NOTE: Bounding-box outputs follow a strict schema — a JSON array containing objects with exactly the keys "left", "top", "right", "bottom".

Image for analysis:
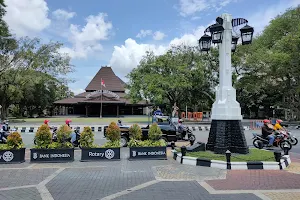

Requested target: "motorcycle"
[
  {"left": 177, "top": 127, "right": 196, "bottom": 143},
  {"left": 252, "top": 132, "right": 292, "bottom": 150},
  {"left": 281, "top": 130, "right": 298, "bottom": 146},
  {"left": 69, "top": 129, "right": 81, "bottom": 148},
  {"left": 0, "top": 127, "right": 16, "bottom": 144}
]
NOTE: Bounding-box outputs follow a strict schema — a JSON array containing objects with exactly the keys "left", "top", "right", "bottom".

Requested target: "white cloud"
[
  {"left": 3, "top": 0, "right": 51, "bottom": 37},
  {"left": 109, "top": 24, "right": 210, "bottom": 78},
  {"left": 109, "top": 38, "right": 166, "bottom": 76},
  {"left": 178, "top": 0, "right": 237, "bottom": 17},
  {"left": 59, "top": 13, "right": 113, "bottom": 59},
  {"left": 52, "top": 9, "right": 76, "bottom": 20},
  {"left": 153, "top": 31, "right": 167, "bottom": 40},
  {"left": 247, "top": 0, "right": 300, "bottom": 35},
  {"left": 71, "top": 88, "right": 84, "bottom": 95},
  {"left": 136, "top": 29, "right": 153, "bottom": 38}
]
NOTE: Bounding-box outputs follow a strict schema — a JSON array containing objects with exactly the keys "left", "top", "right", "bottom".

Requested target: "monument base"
[{"left": 206, "top": 120, "right": 249, "bottom": 154}]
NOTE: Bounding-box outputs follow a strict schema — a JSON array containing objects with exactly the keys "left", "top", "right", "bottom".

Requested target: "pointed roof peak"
[{"left": 85, "top": 66, "right": 125, "bottom": 92}]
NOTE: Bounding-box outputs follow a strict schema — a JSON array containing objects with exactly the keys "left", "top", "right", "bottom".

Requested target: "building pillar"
[
  {"left": 85, "top": 105, "right": 88, "bottom": 117},
  {"left": 117, "top": 105, "right": 119, "bottom": 117}
]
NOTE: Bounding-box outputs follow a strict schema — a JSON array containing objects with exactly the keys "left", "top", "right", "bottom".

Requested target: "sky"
[{"left": 3, "top": 0, "right": 300, "bottom": 95}]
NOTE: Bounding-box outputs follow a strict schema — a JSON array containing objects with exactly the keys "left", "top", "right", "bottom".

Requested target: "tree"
[
  {"left": 234, "top": 6, "right": 300, "bottom": 119},
  {"left": 0, "top": 38, "right": 73, "bottom": 119},
  {"left": 126, "top": 45, "right": 217, "bottom": 113}
]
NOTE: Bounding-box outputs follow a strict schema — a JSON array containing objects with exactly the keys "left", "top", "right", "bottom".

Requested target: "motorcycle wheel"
[
  {"left": 279, "top": 140, "right": 292, "bottom": 151},
  {"left": 289, "top": 137, "right": 298, "bottom": 145},
  {"left": 253, "top": 139, "right": 263, "bottom": 149},
  {"left": 189, "top": 135, "right": 196, "bottom": 142}
]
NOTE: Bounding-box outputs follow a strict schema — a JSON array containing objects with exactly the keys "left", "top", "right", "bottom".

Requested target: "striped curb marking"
[
  {"left": 12, "top": 125, "right": 251, "bottom": 133},
  {"left": 172, "top": 150, "right": 291, "bottom": 170}
]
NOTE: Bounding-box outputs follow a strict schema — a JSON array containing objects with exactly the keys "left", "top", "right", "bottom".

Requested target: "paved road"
[{"left": 20, "top": 129, "right": 300, "bottom": 154}]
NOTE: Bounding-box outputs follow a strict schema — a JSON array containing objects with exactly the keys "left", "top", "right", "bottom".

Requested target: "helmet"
[
  {"left": 178, "top": 119, "right": 183, "bottom": 123},
  {"left": 118, "top": 120, "right": 121, "bottom": 123},
  {"left": 276, "top": 119, "right": 283, "bottom": 124},
  {"left": 263, "top": 119, "right": 270, "bottom": 124},
  {"left": 65, "top": 119, "right": 72, "bottom": 124},
  {"left": 44, "top": 119, "right": 49, "bottom": 124}
]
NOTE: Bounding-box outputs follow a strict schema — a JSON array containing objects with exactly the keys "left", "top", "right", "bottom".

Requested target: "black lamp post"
[{"left": 199, "top": 14, "right": 254, "bottom": 154}]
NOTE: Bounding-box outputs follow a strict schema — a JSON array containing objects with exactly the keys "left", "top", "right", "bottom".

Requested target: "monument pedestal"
[{"left": 207, "top": 87, "right": 249, "bottom": 154}]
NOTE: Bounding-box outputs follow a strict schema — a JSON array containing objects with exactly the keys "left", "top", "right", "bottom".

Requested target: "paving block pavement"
[
  {"left": 263, "top": 192, "right": 300, "bottom": 200},
  {"left": 113, "top": 181, "right": 261, "bottom": 200},
  {"left": 206, "top": 170, "right": 300, "bottom": 190},
  {"left": 0, "top": 187, "right": 42, "bottom": 200},
  {"left": 0, "top": 168, "right": 58, "bottom": 188}
]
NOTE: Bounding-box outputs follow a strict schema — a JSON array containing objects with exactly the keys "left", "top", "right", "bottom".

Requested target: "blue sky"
[{"left": 3, "top": 0, "right": 300, "bottom": 94}]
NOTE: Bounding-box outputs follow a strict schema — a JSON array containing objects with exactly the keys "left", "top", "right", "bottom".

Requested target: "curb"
[
  {"left": 11, "top": 125, "right": 251, "bottom": 133},
  {"left": 172, "top": 150, "right": 291, "bottom": 170}
]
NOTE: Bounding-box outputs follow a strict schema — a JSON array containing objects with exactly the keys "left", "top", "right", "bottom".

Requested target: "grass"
[
  {"left": 9, "top": 116, "right": 150, "bottom": 124},
  {"left": 179, "top": 148, "right": 275, "bottom": 162}
]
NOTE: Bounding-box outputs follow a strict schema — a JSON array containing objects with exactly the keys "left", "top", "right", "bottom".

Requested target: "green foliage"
[
  {"left": 128, "top": 124, "right": 142, "bottom": 140},
  {"left": 234, "top": 6, "right": 300, "bottom": 119},
  {"left": 101, "top": 141, "right": 120, "bottom": 148},
  {"left": 0, "top": 36, "right": 73, "bottom": 120},
  {"left": 106, "top": 122, "right": 121, "bottom": 142},
  {"left": 126, "top": 45, "right": 216, "bottom": 113},
  {"left": 6, "top": 131, "right": 24, "bottom": 149},
  {"left": 148, "top": 123, "right": 162, "bottom": 141},
  {"left": 34, "top": 124, "right": 52, "bottom": 149},
  {"left": 56, "top": 124, "right": 72, "bottom": 148},
  {"left": 128, "top": 139, "right": 166, "bottom": 147},
  {"left": 79, "top": 127, "right": 95, "bottom": 148},
  {"left": 0, "top": 144, "right": 9, "bottom": 150},
  {"left": 48, "top": 142, "right": 73, "bottom": 149}
]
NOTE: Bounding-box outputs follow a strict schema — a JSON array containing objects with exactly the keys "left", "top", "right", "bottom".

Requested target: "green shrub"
[
  {"left": 148, "top": 123, "right": 162, "bottom": 141},
  {"left": 48, "top": 142, "right": 61, "bottom": 149},
  {"left": 79, "top": 127, "right": 95, "bottom": 148},
  {"left": 128, "top": 139, "right": 166, "bottom": 147},
  {"left": 106, "top": 122, "right": 121, "bottom": 142},
  {"left": 6, "top": 131, "right": 24, "bottom": 149},
  {"left": 56, "top": 124, "right": 73, "bottom": 148},
  {"left": 34, "top": 124, "right": 52, "bottom": 149},
  {"left": 101, "top": 141, "right": 120, "bottom": 148},
  {"left": 129, "top": 124, "right": 142, "bottom": 140},
  {"left": 0, "top": 144, "right": 9, "bottom": 150}
]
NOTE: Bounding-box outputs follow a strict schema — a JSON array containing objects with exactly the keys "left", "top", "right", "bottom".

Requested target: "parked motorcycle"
[{"left": 252, "top": 132, "right": 292, "bottom": 150}]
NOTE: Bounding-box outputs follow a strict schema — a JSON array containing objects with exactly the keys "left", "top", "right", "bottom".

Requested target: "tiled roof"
[{"left": 85, "top": 66, "right": 125, "bottom": 92}]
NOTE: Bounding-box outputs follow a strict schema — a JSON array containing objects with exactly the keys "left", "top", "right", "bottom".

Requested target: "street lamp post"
[{"left": 198, "top": 13, "right": 254, "bottom": 154}]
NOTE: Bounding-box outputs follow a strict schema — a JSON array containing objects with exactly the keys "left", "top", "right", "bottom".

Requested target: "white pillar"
[{"left": 211, "top": 13, "right": 242, "bottom": 120}]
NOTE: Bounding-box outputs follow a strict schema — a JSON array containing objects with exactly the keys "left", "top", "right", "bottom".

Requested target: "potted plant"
[
  {"left": 80, "top": 123, "right": 120, "bottom": 161},
  {"left": 30, "top": 124, "right": 74, "bottom": 163},
  {"left": 128, "top": 123, "right": 167, "bottom": 160},
  {"left": 0, "top": 131, "right": 25, "bottom": 164}
]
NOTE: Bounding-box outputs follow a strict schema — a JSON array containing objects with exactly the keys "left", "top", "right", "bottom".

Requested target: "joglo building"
[{"left": 54, "top": 67, "right": 149, "bottom": 117}]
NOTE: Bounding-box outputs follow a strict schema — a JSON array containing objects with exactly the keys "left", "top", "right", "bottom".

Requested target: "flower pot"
[
  {"left": 129, "top": 146, "right": 167, "bottom": 160},
  {"left": 80, "top": 148, "right": 120, "bottom": 161},
  {"left": 0, "top": 148, "right": 25, "bottom": 164},
  {"left": 30, "top": 148, "right": 74, "bottom": 163}
]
